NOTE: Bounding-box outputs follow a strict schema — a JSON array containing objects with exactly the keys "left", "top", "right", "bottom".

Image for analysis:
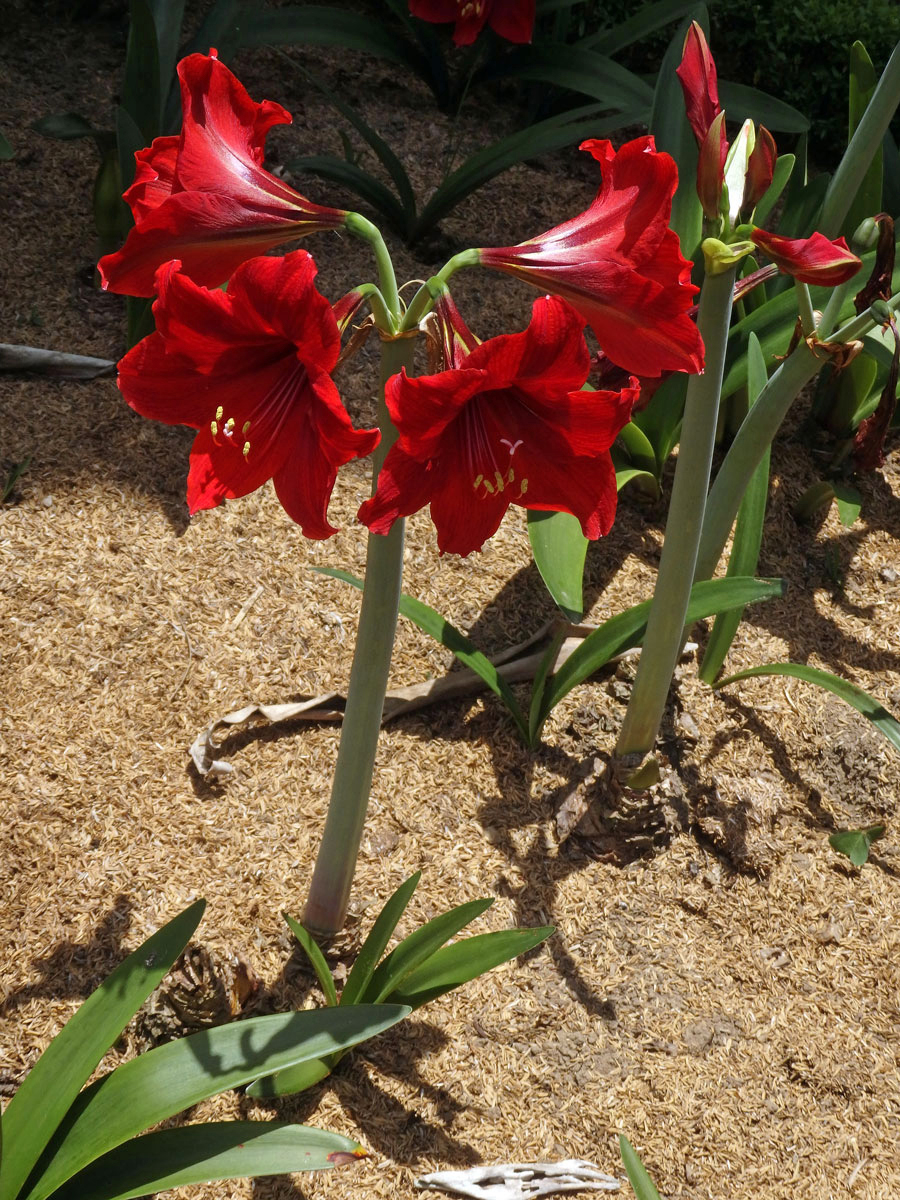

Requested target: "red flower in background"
[
  {"left": 117, "top": 252, "right": 378, "bottom": 537},
  {"left": 358, "top": 295, "right": 638, "bottom": 556},
  {"left": 99, "top": 52, "right": 348, "bottom": 297},
  {"left": 749, "top": 229, "right": 862, "bottom": 286},
  {"left": 409, "top": 0, "right": 534, "bottom": 46},
  {"left": 478, "top": 138, "right": 704, "bottom": 378}
]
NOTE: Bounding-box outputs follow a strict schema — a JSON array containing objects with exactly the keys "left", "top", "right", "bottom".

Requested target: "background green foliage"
[{"left": 593, "top": 0, "right": 900, "bottom": 164}]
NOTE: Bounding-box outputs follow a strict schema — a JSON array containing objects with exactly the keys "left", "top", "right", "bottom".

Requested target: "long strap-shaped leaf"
[
  {"left": 0, "top": 899, "right": 205, "bottom": 1200},
  {"left": 477, "top": 45, "right": 654, "bottom": 111},
  {"left": 536, "top": 576, "right": 785, "bottom": 734},
  {"left": 51, "top": 1123, "right": 364, "bottom": 1200},
  {"left": 364, "top": 900, "right": 494, "bottom": 1004},
  {"left": 315, "top": 568, "right": 530, "bottom": 743},
  {"left": 340, "top": 872, "right": 421, "bottom": 1008},
  {"left": 714, "top": 663, "right": 900, "bottom": 754},
  {"left": 22, "top": 1004, "right": 408, "bottom": 1200},
  {"left": 390, "top": 927, "right": 554, "bottom": 1009}
]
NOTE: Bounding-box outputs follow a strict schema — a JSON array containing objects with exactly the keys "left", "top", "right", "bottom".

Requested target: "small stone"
[
  {"left": 880, "top": 566, "right": 897, "bottom": 583},
  {"left": 42, "top": 495, "right": 53, "bottom": 507},
  {"left": 677, "top": 712, "right": 700, "bottom": 740}
]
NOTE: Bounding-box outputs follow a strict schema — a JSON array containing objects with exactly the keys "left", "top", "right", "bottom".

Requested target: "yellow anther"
[
  {"left": 508, "top": 468, "right": 515, "bottom": 484},
  {"left": 494, "top": 470, "right": 505, "bottom": 492},
  {"left": 242, "top": 421, "right": 251, "bottom": 435},
  {"left": 224, "top": 417, "right": 235, "bottom": 434},
  {"left": 215, "top": 406, "right": 224, "bottom": 421},
  {"left": 473, "top": 474, "right": 484, "bottom": 490},
  {"left": 520, "top": 478, "right": 529, "bottom": 495},
  {"left": 483, "top": 479, "right": 495, "bottom": 495},
  {"left": 242, "top": 441, "right": 250, "bottom": 458},
  {"left": 210, "top": 419, "right": 218, "bottom": 437}
]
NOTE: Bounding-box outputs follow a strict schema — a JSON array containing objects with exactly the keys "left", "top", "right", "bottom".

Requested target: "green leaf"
[
  {"left": 833, "top": 481, "right": 862, "bottom": 527},
  {"left": 51, "top": 1123, "right": 364, "bottom": 1200},
  {"left": 527, "top": 510, "right": 587, "bottom": 622},
  {"left": 583, "top": 0, "right": 698, "bottom": 56},
  {"left": 718, "top": 80, "right": 810, "bottom": 133},
  {"left": 32, "top": 113, "right": 109, "bottom": 145},
  {"left": 236, "top": 6, "right": 429, "bottom": 80},
  {"left": 0, "top": 129, "right": 11, "bottom": 159},
  {"left": 115, "top": 104, "right": 148, "bottom": 195},
  {"left": 777, "top": 171, "right": 830, "bottom": 240},
  {"left": 123, "top": 0, "right": 162, "bottom": 142},
  {"left": 614, "top": 467, "right": 660, "bottom": 497},
  {"left": 291, "top": 64, "right": 416, "bottom": 224},
  {"left": 620, "top": 1135, "right": 663, "bottom": 1200},
  {"left": 845, "top": 41, "right": 883, "bottom": 237},
  {"left": 751, "top": 152, "right": 795, "bottom": 228},
  {"left": 538, "top": 577, "right": 785, "bottom": 733},
  {"left": 245, "top": 1056, "right": 333, "bottom": 1099},
  {"left": 283, "top": 914, "right": 338, "bottom": 1007},
  {"left": 411, "top": 105, "right": 640, "bottom": 242},
  {"left": 714, "top": 663, "right": 900, "bottom": 755},
  {"left": 699, "top": 334, "right": 771, "bottom": 683},
  {"left": 314, "top": 567, "right": 530, "bottom": 743},
  {"left": 341, "top": 872, "right": 420, "bottom": 1008},
  {"left": 286, "top": 155, "right": 410, "bottom": 236},
  {"left": 147, "top": 0, "right": 186, "bottom": 112},
  {"left": 482, "top": 45, "right": 654, "bottom": 111},
  {"left": 649, "top": 13, "right": 704, "bottom": 263},
  {"left": 0, "top": 900, "right": 205, "bottom": 1200},
  {"left": 364, "top": 900, "right": 495, "bottom": 1004},
  {"left": 390, "top": 927, "right": 554, "bottom": 1008},
  {"left": 829, "top": 825, "right": 886, "bottom": 867},
  {"left": 632, "top": 372, "right": 688, "bottom": 467},
  {"left": 22, "top": 1005, "right": 409, "bottom": 1200},
  {"left": 528, "top": 630, "right": 567, "bottom": 747},
  {"left": 617, "top": 420, "right": 658, "bottom": 476}
]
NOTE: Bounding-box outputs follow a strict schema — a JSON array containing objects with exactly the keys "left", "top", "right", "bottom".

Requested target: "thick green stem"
[
  {"left": 795, "top": 280, "right": 816, "bottom": 336},
  {"left": 302, "top": 333, "right": 417, "bottom": 936},
  {"left": 819, "top": 41, "right": 900, "bottom": 238},
  {"left": 695, "top": 292, "right": 900, "bottom": 581},
  {"left": 614, "top": 267, "right": 737, "bottom": 758},
  {"left": 401, "top": 249, "right": 481, "bottom": 332},
  {"left": 344, "top": 212, "right": 401, "bottom": 328}
]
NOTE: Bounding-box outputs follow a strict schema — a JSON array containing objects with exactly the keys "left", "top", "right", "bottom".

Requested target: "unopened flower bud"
[{"left": 852, "top": 217, "right": 880, "bottom": 252}]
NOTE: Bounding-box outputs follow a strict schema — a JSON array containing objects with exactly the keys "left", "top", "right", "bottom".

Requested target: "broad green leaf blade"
[
  {"left": 390, "top": 927, "right": 554, "bottom": 1009},
  {"left": 620, "top": 1135, "right": 662, "bottom": 1200},
  {"left": 314, "top": 567, "right": 530, "bottom": 742},
  {"left": 0, "top": 129, "right": 11, "bottom": 159},
  {"left": 245, "top": 1055, "right": 333, "bottom": 1099},
  {"left": 116, "top": 104, "right": 148, "bottom": 194},
  {"left": 829, "top": 825, "right": 886, "bottom": 867},
  {"left": 147, "top": 0, "right": 186, "bottom": 113},
  {"left": 699, "top": 333, "right": 771, "bottom": 683},
  {"left": 751, "top": 153, "right": 795, "bottom": 227},
  {"left": 718, "top": 81, "right": 810, "bottom": 133},
  {"left": 483, "top": 46, "right": 654, "bottom": 111},
  {"left": 714, "top": 663, "right": 900, "bottom": 755},
  {"left": 632, "top": 372, "right": 687, "bottom": 466},
  {"left": 32, "top": 112, "right": 104, "bottom": 142},
  {"left": 412, "top": 106, "right": 641, "bottom": 241},
  {"left": 364, "top": 899, "right": 495, "bottom": 1004},
  {"left": 283, "top": 914, "right": 337, "bottom": 1007},
  {"left": 777, "top": 171, "right": 830, "bottom": 239},
  {"left": 833, "top": 481, "right": 862, "bottom": 527},
  {"left": 237, "top": 6, "right": 430, "bottom": 80},
  {"left": 286, "top": 155, "right": 409, "bottom": 236},
  {"left": 540, "top": 577, "right": 785, "bottom": 728},
  {"left": 649, "top": 11, "right": 704, "bottom": 264},
  {"left": 0, "top": 900, "right": 205, "bottom": 1200},
  {"left": 617, "top": 420, "right": 658, "bottom": 475},
  {"left": 123, "top": 0, "right": 162, "bottom": 142},
  {"left": 341, "top": 872, "right": 421, "bottom": 1008},
  {"left": 615, "top": 468, "right": 660, "bottom": 497},
  {"left": 584, "top": 0, "right": 697, "bottom": 56},
  {"left": 845, "top": 41, "right": 883, "bottom": 237},
  {"left": 52, "top": 1123, "right": 363, "bottom": 1200},
  {"left": 23, "top": 1005, "right": 409, "bottom": 1200},
  {"left": 527, "top": 510, "right": 587, "bottom": 622}
]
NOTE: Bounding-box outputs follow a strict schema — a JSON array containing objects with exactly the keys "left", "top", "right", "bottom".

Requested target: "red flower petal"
[
  {"left": 750, "top": 229, "right": 862, "bottom": 286},
  {"left": 98, "top": 53, "right": 347, "bottom": 297},
  {"left": 409, "top": 0, "right": 534, "bottom": 45},
  {"left": 359, "top": 296, "right": 637, "bottom": 555},
  {"left": 675, "top": 21, "right": 722, "bottom": 146},
  {"left": 117, "top": 252, "right": 378, "bottom": 534},
  {"left": 744, "top": 125, "right": 777, "bottom": 214},
  {"left": 479, "top": 138, "right": 703, "bottom": 377}
]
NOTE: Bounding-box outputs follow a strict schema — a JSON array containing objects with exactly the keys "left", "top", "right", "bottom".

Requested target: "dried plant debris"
[
  {"left": 133, "top": 943, "right": 260, "bottom": 1047},
  {"left": 415, "top": 1161, "right": 619, "bottom": 1198}
]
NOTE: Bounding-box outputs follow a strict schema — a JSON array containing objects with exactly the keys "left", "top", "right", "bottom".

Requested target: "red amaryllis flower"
[
  {"left": 676, "top": 22, "right": 728, "bottom": 221},
  {"left": 117, "top": 251, "right": 379, "bottom": 537},
  {"left": 409, "top": 0, "right": 534, "bottom": 45},
  {"left": 478, "top": 138, "right": 703, "bottom": 378},
  {"left": 358, "top": 294, "right": 639, "bottom": 556},
  {"left": 749, "top": 229, "right": 862, "bottom": 286},
  {"left": 98, "top": 51, "right": 348, "bottom": 297}
]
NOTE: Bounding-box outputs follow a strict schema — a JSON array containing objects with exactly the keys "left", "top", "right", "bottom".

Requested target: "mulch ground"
[{"left": 3, "top": 6, "right": 900, "bottom": 1199}]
